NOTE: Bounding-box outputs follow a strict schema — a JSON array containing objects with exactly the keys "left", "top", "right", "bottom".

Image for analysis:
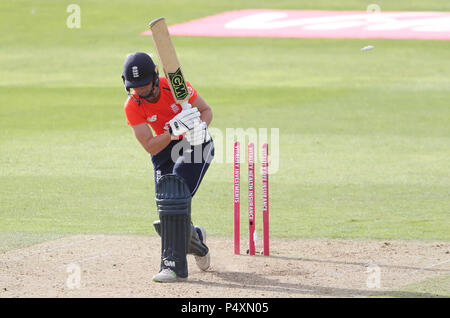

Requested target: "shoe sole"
[
  {"left": 152, "top": 277, "right": 187, "bottom": 283},
  {"left": 196, "top": 226, "right": 207, "bottom": 243},
  {"left": 195, "top": 226, "right": 210, "bottom": 271},
  {"left": 152, "top": 274, "right": 187, "bottom": 283}
]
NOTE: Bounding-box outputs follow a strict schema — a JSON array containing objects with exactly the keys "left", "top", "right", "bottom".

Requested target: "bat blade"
[{"left": 149, "top": 17, "right": 191, "bottom": 109}]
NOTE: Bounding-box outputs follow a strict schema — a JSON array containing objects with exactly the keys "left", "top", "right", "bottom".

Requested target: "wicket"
[{"left": 233, "top": 141, "right": 269, "bottom": 256}]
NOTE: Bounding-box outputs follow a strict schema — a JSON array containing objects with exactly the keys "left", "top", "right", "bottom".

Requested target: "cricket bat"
[{"left": 149, "top": 17, "right": 191, "bottom": 110}]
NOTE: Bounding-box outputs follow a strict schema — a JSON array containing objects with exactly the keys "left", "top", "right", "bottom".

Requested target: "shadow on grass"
[
  {"left": 186, "top": 271, "right": 447, "bottom": 298},
  {"left": 269, "top": 255, "right": 449, "bottom": 274}
]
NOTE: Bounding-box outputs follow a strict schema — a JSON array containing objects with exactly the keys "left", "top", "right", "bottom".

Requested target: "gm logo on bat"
[{"left": 168, "top": 68, "right": 189, "bottom": 100}]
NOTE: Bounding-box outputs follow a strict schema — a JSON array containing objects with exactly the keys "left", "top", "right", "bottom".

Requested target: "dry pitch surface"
[{"left": 1, "top": 235, "right": 449, "bottom": 298}]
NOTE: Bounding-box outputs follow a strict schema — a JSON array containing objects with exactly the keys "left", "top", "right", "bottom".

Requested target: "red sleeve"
[
  {"left": 186, "top": 81, "right": 198, "bottom": 104},
  {"left": 124, "top": 98, "right": 146, "bottom": 126}
]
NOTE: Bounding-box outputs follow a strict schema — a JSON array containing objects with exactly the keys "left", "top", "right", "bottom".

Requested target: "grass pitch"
[
  {"left": 1, "top": 0, "right": 448, "bottom": 238},
  {"left": 0, "top": 0, "right": 449, "bottom": 295}
]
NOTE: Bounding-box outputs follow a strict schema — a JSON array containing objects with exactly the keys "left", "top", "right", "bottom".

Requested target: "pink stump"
[
  {"left": 233, "top": 142, "right": 240, "bottom": 255},
  {"left": 248, "top": 143, "right": 256, "bottom": 255},
  {"left": 262, "top": 143, "right": 269, "bottom": 256}
]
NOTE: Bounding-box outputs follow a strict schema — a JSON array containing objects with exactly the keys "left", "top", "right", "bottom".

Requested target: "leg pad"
[{"left": 156, "top": 174, "right": 191, "bottom": 278}]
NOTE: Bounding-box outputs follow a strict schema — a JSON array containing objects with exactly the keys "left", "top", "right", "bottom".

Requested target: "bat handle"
[
  {"left": 181, "top": 101, "right": 191, "bottom": 110},
  {"left": 181, "top": 100, "right": 201, "bottom": 127}
]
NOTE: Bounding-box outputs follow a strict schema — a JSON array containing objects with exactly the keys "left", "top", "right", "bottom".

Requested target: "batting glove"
[
  {"left": 168, "top": 107, "right": 201, "bottom": 137},
  {"left": 185, "top": 121, "right": 211, "bottom": 146}
]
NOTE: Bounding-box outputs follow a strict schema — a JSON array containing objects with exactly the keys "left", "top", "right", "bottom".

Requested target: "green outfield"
[{"left": 0, "top": 0, "right": 449, "bottom": 296}]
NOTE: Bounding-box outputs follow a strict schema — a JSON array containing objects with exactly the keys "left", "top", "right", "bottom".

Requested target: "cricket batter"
[{"left": 122, "top": 52, "right": 214, "bottom": 282}]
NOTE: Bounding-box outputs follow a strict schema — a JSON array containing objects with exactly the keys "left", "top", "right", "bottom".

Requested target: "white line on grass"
[
  {"left": 410, "top": 258, "right": 450, "bottom": 274},
  {"left": 57, "top": 252, "right": 111, "bottom": 269}
]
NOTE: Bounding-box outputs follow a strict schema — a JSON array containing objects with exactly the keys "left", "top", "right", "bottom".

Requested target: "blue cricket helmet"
[{"left": 122, "top": 52, "right": 158, "bottom": 92}]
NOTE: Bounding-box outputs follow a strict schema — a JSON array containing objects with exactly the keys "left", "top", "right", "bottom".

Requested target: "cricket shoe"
[
  {"left": 152, "top": 269, "right": 187, "bottom": 283},
  {"left": 194, "top": 226, "right": 210, "bottom": 271}
]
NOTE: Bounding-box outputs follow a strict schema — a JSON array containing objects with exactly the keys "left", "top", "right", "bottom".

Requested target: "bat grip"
[
  {"left": 181, "top": 100, "right": 201, "bottom": 128},
  {"left": 181, "top": 101, "right": 191, "bottom": 110}
]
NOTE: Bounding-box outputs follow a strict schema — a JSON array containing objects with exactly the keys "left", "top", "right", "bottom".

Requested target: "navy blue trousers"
[{"left": 151, "top": 138, "right": 214, "bottom": 197}]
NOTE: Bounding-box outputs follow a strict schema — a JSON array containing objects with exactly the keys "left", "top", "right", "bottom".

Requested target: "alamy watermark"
[
  {"left": 66, "top": 263, "right": 81, "bottom": 289},
  {"left": 366, "top": 264, "right": 381, "bottom": 289},
  {"left": 66, "top": 4, "right": 81, "bottom": 29},
  {"left": 170, "top": 127, "right": 280, "bottom": 174},
  {"left": 366, "top": 4, "right": 381, "bottom": 15}
]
